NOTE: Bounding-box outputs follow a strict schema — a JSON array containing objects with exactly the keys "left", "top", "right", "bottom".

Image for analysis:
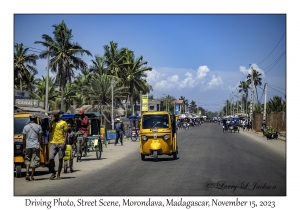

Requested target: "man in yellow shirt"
[{"left": 48, "top": 110, "right": 67, "bottom": 180}]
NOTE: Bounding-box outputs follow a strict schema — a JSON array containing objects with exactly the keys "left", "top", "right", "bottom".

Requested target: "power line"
[
  {"left": 268, "top": 83, "right": 286, "bottom": 90},
  {"left": 257, "top": 32, "right": 286, "bottom": 65},
  {"left": 268, "top": 85, "right": 286, "bottom": 95},
  {"left": 15, "top": 43, "right": 45, "bottom": 52},
  {"left": 263, "top": 50, "right": 286, "bottom": 74}
]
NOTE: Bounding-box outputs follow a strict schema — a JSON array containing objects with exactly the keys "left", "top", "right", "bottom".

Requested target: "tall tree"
[
  {"left": 14, "top": 43, "right": 38, "bottom": 91},
  {"left": 189, "top": 100, "right": 197, "bottom": 114},
  {"left": 121, "top": 49, "right": 153, "bottom": 115},
  {"left": 31, "top": 76, "right": 59, "bottom": 111},
  {"left": 247, "top": 69, "right": 262, "bottom": 104},
  {"left": 34, "top": 20, "right": 92, "bottom": 111},
  {"left": 238, "top": 80, "right": 249, "bottom": 114},
  {"left": 104, "top": 41, "right": 123, "bottom": 77}
]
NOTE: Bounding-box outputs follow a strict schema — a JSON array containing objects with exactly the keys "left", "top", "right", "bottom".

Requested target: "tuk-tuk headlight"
[
  {"left": 163, "top": 134, "right": 169, "bottom": 140},
  {"left": 15, "top": 138, "right": 22, "bottom": 142},
  {"left": 142, "top": 135, "right": 148, "bottom": 141}
]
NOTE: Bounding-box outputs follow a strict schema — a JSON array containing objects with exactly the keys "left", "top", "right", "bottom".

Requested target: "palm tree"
[
  {"left": 119, "top": 48, "right": 153, "bottom": 116},
  {"left": 20, "top": 72, "right": 39, "bottom": 96},
  {"left": 14, "top": 43, "right": 38, "bottom": 91},
  {"left": 189, "top": 100, "right": 197, "bottom": 114},
  {"left": 238, "top": 81, "right": 249, "bottom": 114},
  {"left": 266, "top": 95, "right": 284, "bottom": 114},
  {"left": 104, "top": 41, "right": 123, "bottom": 77},
  {"left": 34, "top": 20, "right": 92, "bottom": 111},
  {"left": 247, "top": 69, "right": 262, "bottom": 103},
  {"left": 85, "top": 74, "right": 128, "bottom": 125},
  {"left": 32, "top": 76, "right": 59, "bottom": 111},
  {"left": 89, "top": 55, "right": 108, "bottom": 75}
]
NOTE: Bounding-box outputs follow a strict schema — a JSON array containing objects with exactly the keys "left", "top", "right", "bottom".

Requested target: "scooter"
[{"left": 131, "top": 129, "right": 139, "bottom": 141}]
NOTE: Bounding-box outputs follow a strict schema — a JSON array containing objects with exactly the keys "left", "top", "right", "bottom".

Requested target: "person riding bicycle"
[{"left": 77, "top": 110, "right": 89, "bottom": 156}]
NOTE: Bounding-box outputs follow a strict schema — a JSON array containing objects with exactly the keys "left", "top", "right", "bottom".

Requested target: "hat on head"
[
  {"left": 79, "top": 110, "right": 85, "bottom": 115},
  {"left": 116, "top": 118, "right": 120, "bottom": 121},
  {"left": 51, "top": 110, "right": 60, "bottom": 116},
  {"left": 30, "top": 113, "right": 37, "bottom": 119}
]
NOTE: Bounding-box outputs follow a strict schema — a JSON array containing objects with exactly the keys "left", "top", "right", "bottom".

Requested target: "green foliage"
[{"left": 265, "top": 126, "right": 276, "bottom": 135}]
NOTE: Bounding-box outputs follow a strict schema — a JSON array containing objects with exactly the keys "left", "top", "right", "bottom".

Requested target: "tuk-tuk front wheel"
[
  {"left": 172, "top": 151, "right": 177, "bottom": 160},
  {"left": 141, "top": 154, "right": 145, "bottom": 161},
  {"left": 153, "top": 151, "right": 158, "bottom": 162}
]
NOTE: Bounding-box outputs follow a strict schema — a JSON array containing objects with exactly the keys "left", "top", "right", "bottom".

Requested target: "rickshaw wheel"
[
  {"left": 15, "top": 165, "right": 22, "bottom": 178},
  {"left": 141, "top": 154, "right": 145, "bottom": 161},
  {"left": 63, "top": 160, "right": 68, "bottom": 173},
  {"left": 77, "top": 152, "right": 81, "bottom": 162},
  {"left": 153, "top": 151, "right": 158, "bottom": 162},
  {"left": 96, "top": 144, "right": 102, "bottom": 160}
]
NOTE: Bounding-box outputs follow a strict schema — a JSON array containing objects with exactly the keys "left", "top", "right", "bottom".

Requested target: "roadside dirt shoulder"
[{"left": 239, "top": 130, "right": 286, "bottom": 158}]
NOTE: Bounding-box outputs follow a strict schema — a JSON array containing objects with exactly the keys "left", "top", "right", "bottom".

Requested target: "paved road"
[{"left": 14, "top": 123, "right": 286, "bottom": 196}]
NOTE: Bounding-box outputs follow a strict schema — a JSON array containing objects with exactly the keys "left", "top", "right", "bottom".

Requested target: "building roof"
[
  {"left": 172, "top": 100, "right": 184, "bottom": 104},
  {"left": 14, "top": 106, "right": 45, "bottom": 113}
]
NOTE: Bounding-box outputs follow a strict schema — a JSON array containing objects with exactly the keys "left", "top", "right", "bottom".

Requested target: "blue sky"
[{"left": 14, "top": 14, "right": 286, "bottom": 112}]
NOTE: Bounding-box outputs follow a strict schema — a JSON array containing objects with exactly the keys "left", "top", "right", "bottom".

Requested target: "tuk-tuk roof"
[
  {"left": 60, "top": 114, "right": 75, "bottom": 119},
  {"left": 128, "top": 115, "right": 141, "bottom": 119},
  {"left": 74, "top": 112, "right": 101, "bottom": 118},
  {"left": 14, "top": 112, "right": 49, "bottom": 119}
]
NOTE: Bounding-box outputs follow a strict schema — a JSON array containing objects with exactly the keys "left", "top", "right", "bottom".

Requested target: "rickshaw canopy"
[
  {"left": 74, "top": 112, "right": 101, "bottom": 119},
  {"left": 128, "top": 115, "right": 141, "bottom": 119},
  {"left": 60, "top": 114, "right": 75, "bottom": 119}
]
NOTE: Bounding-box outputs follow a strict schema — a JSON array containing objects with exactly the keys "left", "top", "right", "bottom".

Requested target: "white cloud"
[
  {"left": 203, "top": 75, "right": 224, "bottom": 90},
  {"left": 239, "top": 64, "right": 265, "bottom": 78},
  {"left": 196, "top": 65, "right": 210, "bottom": 80}
]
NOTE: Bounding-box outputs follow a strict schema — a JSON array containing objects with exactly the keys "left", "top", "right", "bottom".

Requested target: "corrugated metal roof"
[{"left": 15, "top": 106, "right": 45, "bottom": 113}]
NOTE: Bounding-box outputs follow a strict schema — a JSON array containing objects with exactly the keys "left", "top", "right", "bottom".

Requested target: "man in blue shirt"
[{"left": 114, "top": 119, "right": 124, "bottom": 146}]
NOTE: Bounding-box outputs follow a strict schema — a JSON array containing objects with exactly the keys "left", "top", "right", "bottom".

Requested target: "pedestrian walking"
[
  {"left": 22, "top": 113, "right": 43, "bottom": 181},
  {"left": 115, "top": 119, "right": 125, "bottom": 146},
  {"left": 48, "top": 110, "right": 67, "bottom": 180},
  {"left": 65, "top": 122, "right": 77, "bottom": 172}
]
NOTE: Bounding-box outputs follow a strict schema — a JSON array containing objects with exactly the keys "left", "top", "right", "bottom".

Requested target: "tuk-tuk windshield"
[
  {"left": 142, "top": 114, "right": 170, "bottom": 128},
  {"left": 14, "top": 117, "right": 30, "bottom": 135}
]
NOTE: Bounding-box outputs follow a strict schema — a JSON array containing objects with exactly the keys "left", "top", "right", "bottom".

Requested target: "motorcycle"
[
  {"left": 182, "top": 122, "right": 189, "bottom": 129},
  {"left": 131, "top": 129, "right": 139, "bottom": 141}
]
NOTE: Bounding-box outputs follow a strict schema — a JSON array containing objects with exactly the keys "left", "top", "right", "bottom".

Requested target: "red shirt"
[{"left": 79, "top": 115, "right": 89, "bottom": 132}]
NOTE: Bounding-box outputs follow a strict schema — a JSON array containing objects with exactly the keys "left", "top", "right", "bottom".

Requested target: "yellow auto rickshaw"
[
  {"left": 14, "top": 112, "right": 50, "bottom": 177},
  {"left": 140, "top": 111, "right": 178, "bottom": 162}
]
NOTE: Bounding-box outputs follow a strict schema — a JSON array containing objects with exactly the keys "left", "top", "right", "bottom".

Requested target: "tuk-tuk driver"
[{"left": 78, "top": 110, "right": 89, "bottom": 156}]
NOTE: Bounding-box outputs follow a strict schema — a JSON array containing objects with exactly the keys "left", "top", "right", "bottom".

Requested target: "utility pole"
[
  {"left": 111, "top": 80, "right": 115, "bottom": 129},
  {"left": 261, "top": 83, "right": 268, "bottom": 134},
  {"left": 45, "top": 46, "right": 50, "bottom": 114},
  {"left": 140, "top": 91, "right": 142, "bottom": 116},
  {"left": 263, "top": 83, "right": 268, "bottom": 122},
  {"left": 249, "top": 64, "right": 254, "bottom": 126}
]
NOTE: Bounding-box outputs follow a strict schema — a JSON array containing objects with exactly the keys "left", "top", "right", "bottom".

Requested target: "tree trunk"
[
  {"left": 130, "top": 95, "right": 134, "bottom": 116},
  {"left": 61, "top": 87, "right": 65, "bottom": 112},
  {"left": 125, "top": 95, "right": 129, "bottom": 118},
  {"left": 19, "top": 79, "right": 22, "bottom": 91}
]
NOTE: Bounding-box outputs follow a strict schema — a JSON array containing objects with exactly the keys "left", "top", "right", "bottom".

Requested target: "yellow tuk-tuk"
[
  {"left": 140, "top": 111, "right": 178, "bottom": 162},
  {"left": 14, "top": 112, "right": 50, "bottom": 177}
]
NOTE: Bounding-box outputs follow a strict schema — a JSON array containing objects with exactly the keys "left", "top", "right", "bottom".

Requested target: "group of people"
[{"left": 22, "top": 109, "right": 89, "bottom": 181}]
